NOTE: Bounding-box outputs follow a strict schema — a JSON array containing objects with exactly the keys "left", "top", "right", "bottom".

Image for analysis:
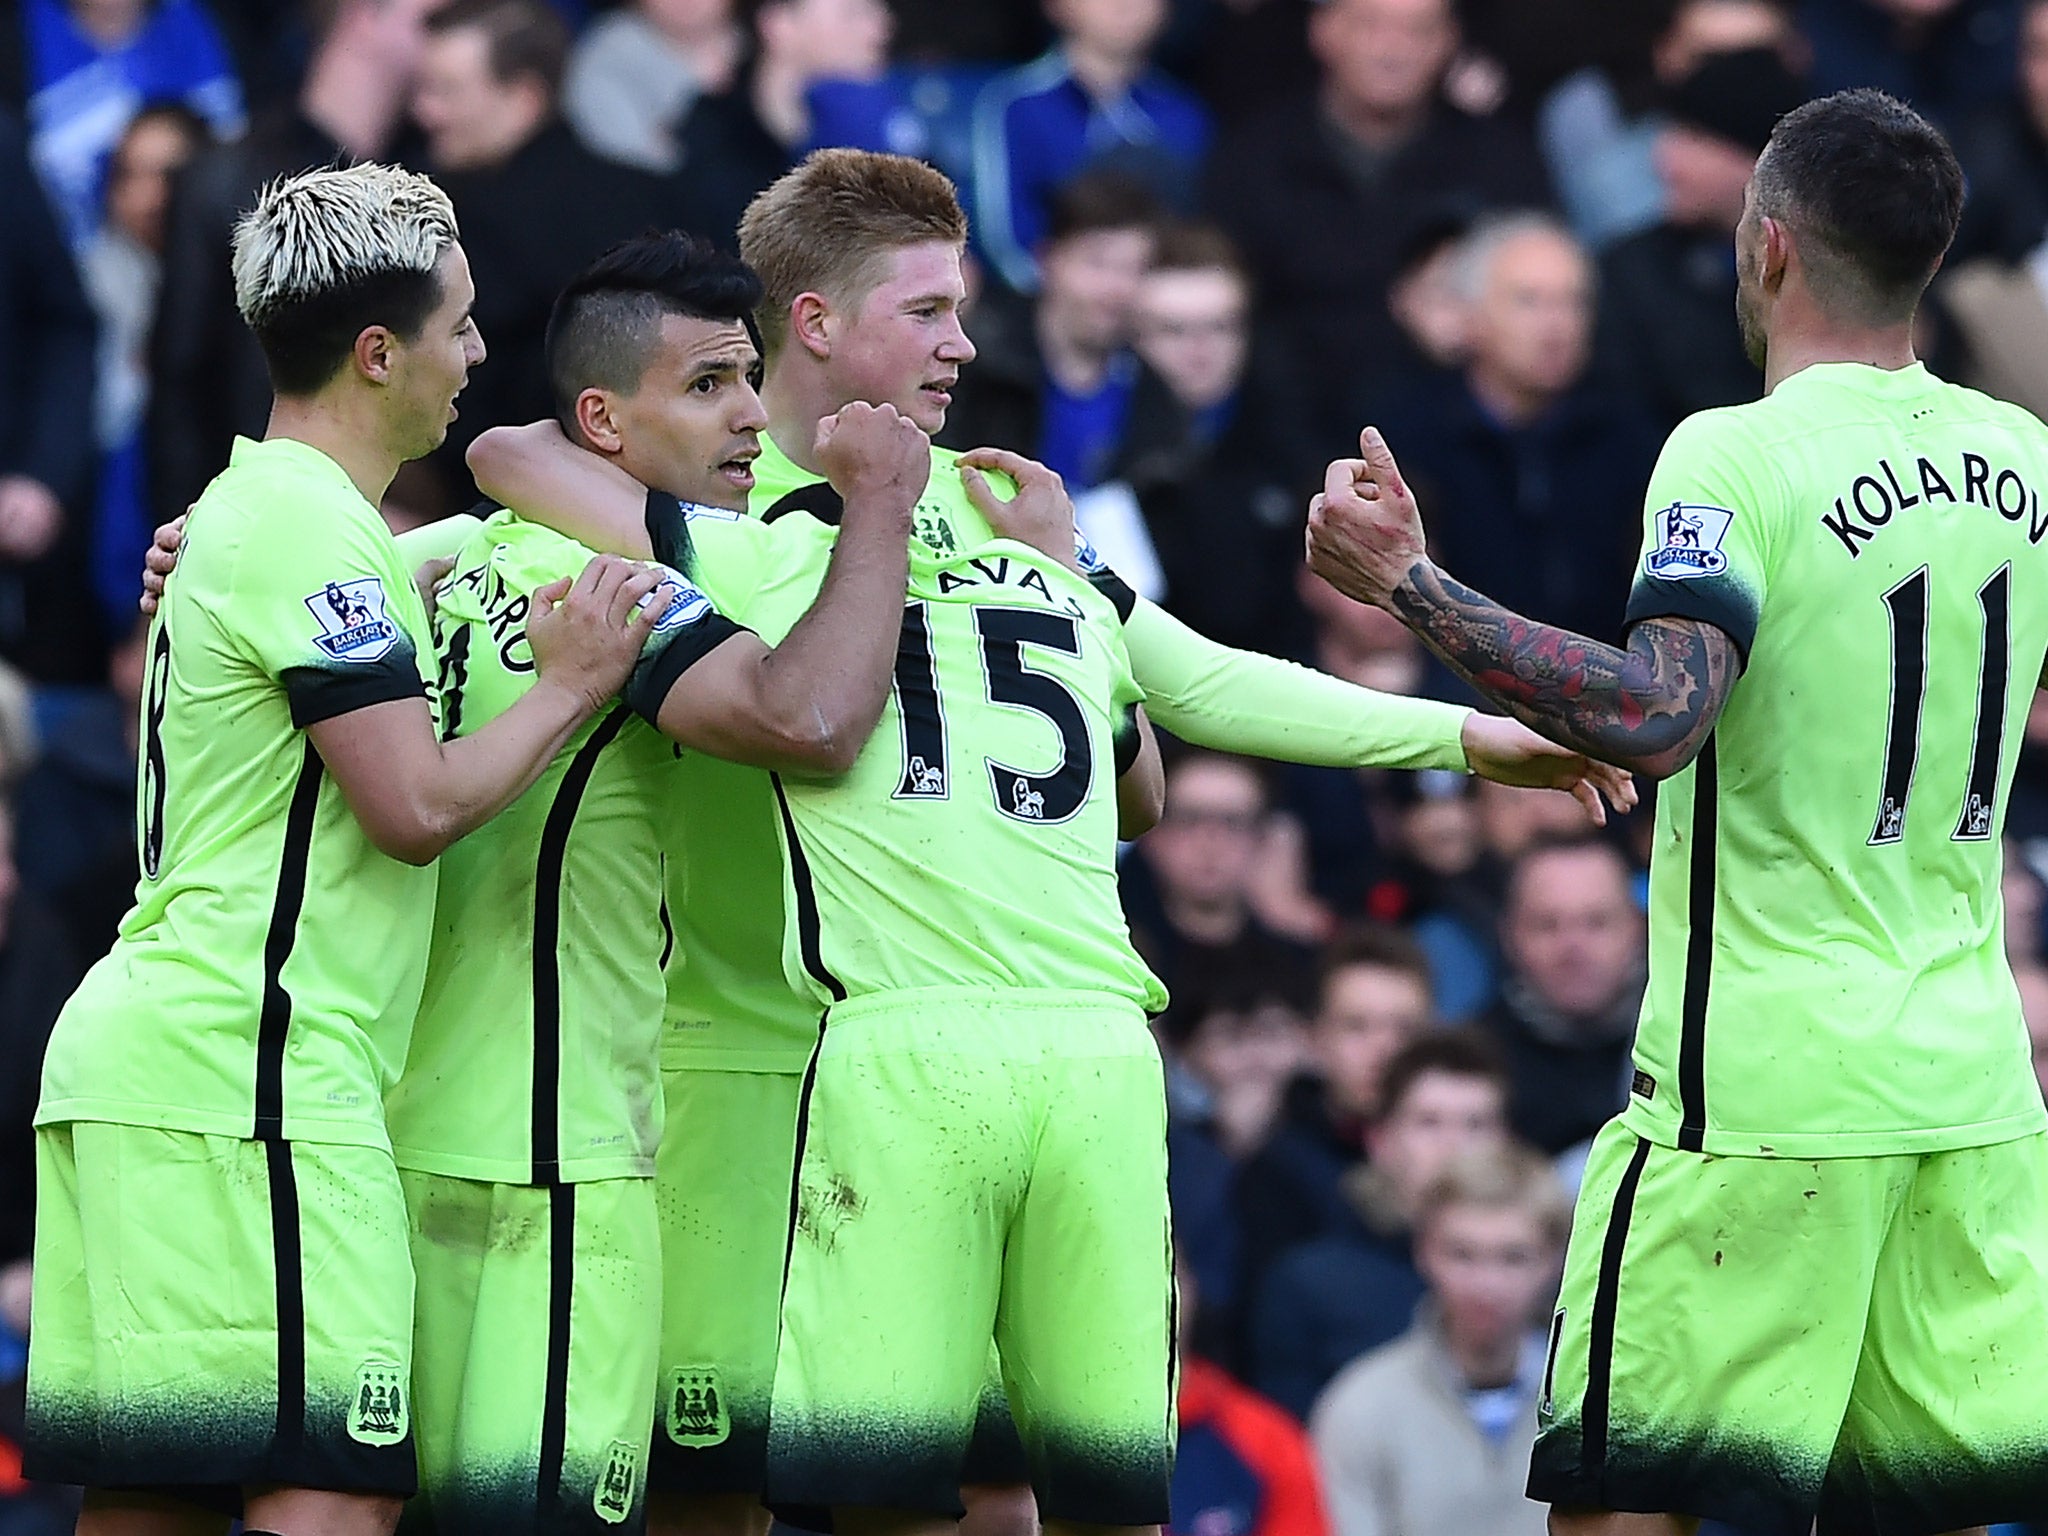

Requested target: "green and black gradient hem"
[{"left": 647, "top": 1404, "right": 768, "bottom": 1498}]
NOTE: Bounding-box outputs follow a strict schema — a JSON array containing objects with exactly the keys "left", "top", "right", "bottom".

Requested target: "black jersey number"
[
  {"left": 890, "top": 602, "right": 1094, "bottom": 823},
  {"left": 1872, "top": 563, "right": 2011, "bottom": 846},
  {"left": 140, "top": 619, "right": 172, "bottom": 878}
]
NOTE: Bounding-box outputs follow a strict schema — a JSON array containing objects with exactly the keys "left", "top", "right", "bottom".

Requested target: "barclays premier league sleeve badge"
[
  {"left": 305, "top": 577, "right": 400, "bottom": 662},
  {"left": 1643, "top": 502, "right": 1734, "bottom": 581}
]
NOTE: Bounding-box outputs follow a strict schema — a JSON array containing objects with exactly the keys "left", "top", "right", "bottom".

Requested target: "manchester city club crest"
[
  {"left": 914, "top": 508, "right": 956, "bottom": 554},
  {"left": 305, "top": 577, "right": 399, "bottom": 663},
  {"left": 593, "top": 1438, "right": 639, "bottom": 1524},
  {"left": 666, "top": 1366, "right": 729, "bottom": 1447},
  {"left": 349, "top": 1360, "right": 409, "bottom": 1446}
]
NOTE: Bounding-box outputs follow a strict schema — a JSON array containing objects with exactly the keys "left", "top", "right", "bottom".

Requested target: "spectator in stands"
[
  {"left": 1174, "top": 1255, "right": 1331, "bottom": 1536},
  {"left": 942, "top": 172, "right": 1185, "bottom": 491},
  {"left": 1539, "top": 0, "right": 1801, "bottom": 252},
  {"left": 562, "top": 0, "right": 744, "bottom": 172},
  {"left": 1163, "top": 976, "right": 1314, "bottom": 1344},
  {"left": 0, "top": 108, "right": 99, "bottom": 687},
  {"left": 2020, "top": 962, "right": 2048, "bottom": 1101},
  {"left": 1237, "top": 928, "right": 1437, "bottom": 1270},
  {"left": 1938, "top": 0, "right": 2048, "bottom": 418},
  {"left": 1478, "top": 835, "right": 1644, "bottom": 1157},
  {"left": 1595, "top": 45, "right": 1805, "bottom": 433},
  {"left": 79, "top": 104, "right": 204, "bottom": 628},
  {"left": 1798, "top": 0, "right": 2022, "bottom": 129},
  {"left": 667, "top": 0, "right": 894, "bottom": 250},
  {"left": 1071, "top": 221, "right": 1310, "bottom": 650},
  {"left": 1369, "top": 213, "right": 1659, "bottom": 644},
  {"left": 150, "top": 0, "right": 436, "bottom": 527},
  {"left": 2008, "top": 847, "right": 2048, "bottom": 967},
  {"left": 1309, "top": 1142, "right": 1569, "bottom": 1536},
  {"left": 3, "top": 0, "right": 241, "bottom": 247},
  {"left": 1245, "top": 1031, "right": 1510, "bottom": 1418},
  {"left": 1126, "top": 750, "right": 1319, "bottom": 1007},
  {"left": 970, "top": 0, "right": 1211, "bottom": 292},
  {"left": 1385, "top": 211, "right": 1476, "bottom": 379},
  {"left": 412, "top": 0, "right": 681, "bottom": 510},
  {"left": 1205, "top": 0, "right": 1552, "bottom": 445},
  {"left": 16, "top": 617, "right": 144, "bottom": 962},
  {"left": 0, "top": 797, "right": 83, "bottom": 1276}
]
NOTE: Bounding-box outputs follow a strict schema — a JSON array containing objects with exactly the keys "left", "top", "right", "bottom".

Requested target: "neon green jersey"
[
  {"left": 658, "top": 432, "right": 1475, "bottom": 1071},
  {"left": 1621, "top": 362, "right": 2048, "bottom": 1157},
  {"left": 653, "top": 478, "right": 1165, "bottom": 1015},
  {"left": 38, "top": 436, "right": 437, "bottom": 1147},
  {"left": 388, "top": 508, "right": 740, "bottom": 1183}
]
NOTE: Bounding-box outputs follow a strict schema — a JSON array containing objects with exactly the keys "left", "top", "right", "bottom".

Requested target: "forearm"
[
  {"left": 1387, "top": 558, "right": 1726, "bottom": 779},
  {"left": 424, "top": 682, "right": 599, "bottom": 851},
  {"left": 468, "top": 423, "right": 654, "bottom": 558},
  {"left": 1124, "top": 597, "right": 1473, "bottom": 771},
  {"left": 749, "top": 497, "right": 911, "bottom": 771},
  {"left": 1116, "top": 708, "right": 1164, "bottom": 838}
]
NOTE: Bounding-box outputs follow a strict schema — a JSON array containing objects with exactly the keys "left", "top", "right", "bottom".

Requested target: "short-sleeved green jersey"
[
  {"left": 653, "top": 461, "right": 1165, "bottom": 1015},
  {"left": 1621, "top": 362, "right": 2048, "bottom": 1157},
  {"left": 387, "top": 508, "right": 742, "bottom": 1184},
  {"left": 38, "top": 436, "right": 436, "bottom": 1147}
]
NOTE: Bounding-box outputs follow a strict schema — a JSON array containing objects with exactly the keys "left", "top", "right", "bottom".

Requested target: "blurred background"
[{"left": 5, "top": 1, "right": 2048, "bottom": 1532}]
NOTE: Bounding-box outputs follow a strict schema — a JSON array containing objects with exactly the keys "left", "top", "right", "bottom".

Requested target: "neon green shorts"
[
  {"left": 1530, "top": 1120, "right": 2048, "bottom": 1535},
  {"left": 401, "top": 1171, "right": 660, "bottom": 1535},
  {"left": 765, "top": 988, "right": 1175, "bottom": 1525},
  {"left": 25, "top": 1122, "right": 417, "bottom": 1501},
  {"left": 649, "top": 1065, "right": 804, "bottom": 1496}
]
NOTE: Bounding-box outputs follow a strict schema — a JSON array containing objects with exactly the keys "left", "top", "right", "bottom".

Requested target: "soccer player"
[
  {"left": 468, "top": 148, "right": 1633, "bottom": 1536},
  {"left": 390, "top": 233, "right": 929, "bottom": 1536},
  {"left": 1306, "top": 90, "right": 2048, "bottom": 1536},
  {"left": 26, "top": 164, "right": 661, "bottom": 1536}
]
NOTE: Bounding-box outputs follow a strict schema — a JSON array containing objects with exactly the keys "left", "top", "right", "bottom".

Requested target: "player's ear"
[
  {"left": 575, "top": 388, "right": 624, "bottom": 454},
  {"left": 790, "top": 292, "right": 834, "bottom": 361},
  {"left": 1760, "top": 217, "right": 1792, "bottom": 294},
  {"left": 353, "top": 324, "right": 398, "bottom": 386}
]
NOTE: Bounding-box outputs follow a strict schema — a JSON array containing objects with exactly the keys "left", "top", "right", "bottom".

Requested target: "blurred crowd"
[{"left": 9, "top": 0, "right": 2048, "bottom": 1532}]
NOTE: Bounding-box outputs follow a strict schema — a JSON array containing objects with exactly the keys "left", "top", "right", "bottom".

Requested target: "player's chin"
[{"left": 908, "top": 390, "right": 950, "bottom": 434}]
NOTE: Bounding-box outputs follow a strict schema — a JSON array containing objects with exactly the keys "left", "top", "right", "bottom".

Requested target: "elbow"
[
  {"left": 363, "top": 804, "right": 460, "bottom": 867},
  {"left": 779, "top": 717, "right": 864, "bottom": 777},
  {"left": 1622, "top": 737, "right": 1706, "bottom": 785}
]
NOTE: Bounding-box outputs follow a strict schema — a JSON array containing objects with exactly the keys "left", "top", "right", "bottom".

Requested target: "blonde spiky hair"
[{"left": 232, "top": 162, "right": 459, "bottom": 330}]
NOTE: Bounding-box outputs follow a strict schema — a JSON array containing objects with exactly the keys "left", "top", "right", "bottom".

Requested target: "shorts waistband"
[{"left": 824, "top": 985, "right": 1149, "bottom": 1028}]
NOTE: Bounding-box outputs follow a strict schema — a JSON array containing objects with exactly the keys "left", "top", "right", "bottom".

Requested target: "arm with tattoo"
[
  {"left": 1387, "top": 560, "right": 1738, "bottom": 780},
  {"left": 1304, "top": 427, "right": 1738, "bottom": 782}
]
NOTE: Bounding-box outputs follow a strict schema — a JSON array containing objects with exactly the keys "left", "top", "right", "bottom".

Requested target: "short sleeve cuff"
[
  {"left": 1088, "top": 566, "right": 1138, "bottom": 623},
  {"left": 283, "top": 657, "right": 428, "bottom": 729},
  {"left": 625, "top": 615, "right": 750, "bottom": 724},
  {"left": 1623, "top": 576, "right": 1760, "bottom": 663}
]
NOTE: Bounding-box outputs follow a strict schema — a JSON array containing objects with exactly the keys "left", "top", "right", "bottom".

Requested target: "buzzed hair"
[
  {"left": 738, "top": 148, "right": 968, "bottom": 359},
  {"left": 1750, "top": 89, "right": 1964, "bottom": 326},
  {"left": 232, "top": 162, "right": 460, "bottom": 396}
]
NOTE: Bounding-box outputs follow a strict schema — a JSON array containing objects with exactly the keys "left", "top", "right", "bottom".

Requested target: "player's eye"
[{"left": 691, "top": 374, "right": 720, "bottom": 394}]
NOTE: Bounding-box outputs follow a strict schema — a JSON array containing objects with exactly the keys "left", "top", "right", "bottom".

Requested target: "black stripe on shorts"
[
  {"left": 1581, "top": 1135, "right": 1654, "bottom": 1478},
  {"left": 537, "top": 1181, "right": 577, "bottom": 1521}
]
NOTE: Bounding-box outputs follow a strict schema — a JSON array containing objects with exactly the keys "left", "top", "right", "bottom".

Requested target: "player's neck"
[
  {"left": 1762, "top": 319, "right": 1918, "bottom": 394},
  {"left": 760, "top": 366, "right": 836, "bottom": 477},
  {"left": 262, "top": 398, "right": 401, "bottom": 508}
]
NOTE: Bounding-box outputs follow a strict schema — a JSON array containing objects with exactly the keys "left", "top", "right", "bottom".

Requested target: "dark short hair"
[
  {"left": 1751, "top": 89, "right": 1963, "bottom": 325},
  {"left": 1160, "top": 746, "right": 1270, "bottom": 816},
  {"left": 424, "top": 0, "right": 569, "bottom": 96},
  {"left": 1377, "top": 1029, "right": 1508, "bottom": 1123},
  {"left": 1319, "top": 923, "right": 1433, "bottom": 1006},
  {"left": 1045, "top": 169, "right": 1165, "bottom": 246},
  {"left": 545, "top": 230, "right": 765, "bottom": 430},
  {"left": 1148, "top": 221, "right": 1249, "bottom": 284}
]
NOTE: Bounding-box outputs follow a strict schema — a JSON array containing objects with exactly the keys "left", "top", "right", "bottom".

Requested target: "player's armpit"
[
  {"left": 1388, "top": 559, "right": 1739, "bottom": 781},
  {"left": 467, "top": 422, "right": 656, "bottom": 559},
  {"left": 1116, "top": 706, "right": 1165, "bottom": 838}
]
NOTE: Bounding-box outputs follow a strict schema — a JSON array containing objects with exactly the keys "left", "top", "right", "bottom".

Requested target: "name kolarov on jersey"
[{"left": 1821, "top": 449, "right": 2046, "bottom": 558}]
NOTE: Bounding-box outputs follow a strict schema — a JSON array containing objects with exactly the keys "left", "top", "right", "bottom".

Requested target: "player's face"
[
  {"left": 1734, "top": 177, "right": 1770, "bottom": 370},
  {"left": 1314, "top": 965, "right": 1430, "bottom": 1118},
  {"left": 390, "top": 243, "right": 486, "bottom": 459},
  {"left": 827, "top": 241, "right": 975, "bottom": 434},
  {"left": 1415, "top": 1204, "right": 1556, "bottom": 1351},
  {"left": 607, "top": 315, "right": 767, "bottom": 513}
]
